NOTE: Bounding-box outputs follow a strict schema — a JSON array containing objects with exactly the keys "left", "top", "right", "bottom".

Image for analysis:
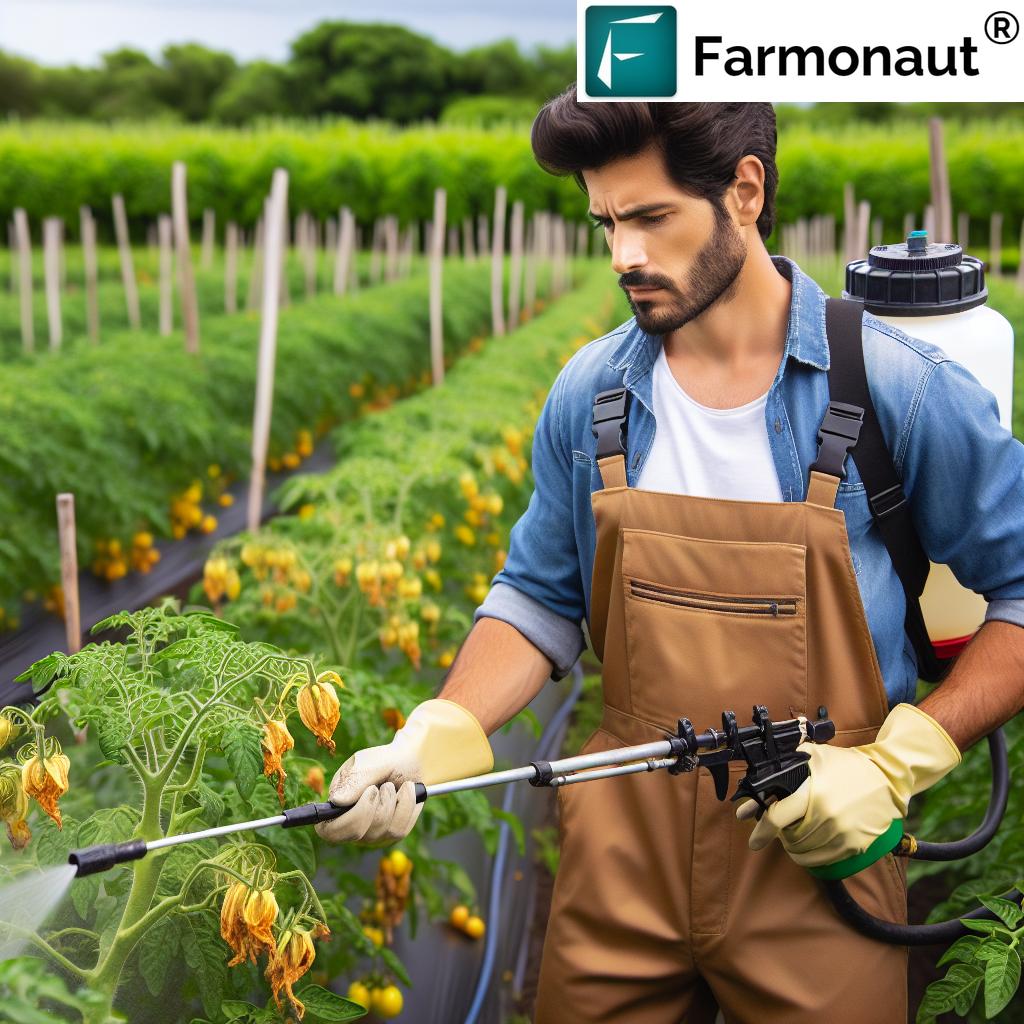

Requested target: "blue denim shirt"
[{"left": 475, "top": 255, "right": 1024, "bottom": 709}]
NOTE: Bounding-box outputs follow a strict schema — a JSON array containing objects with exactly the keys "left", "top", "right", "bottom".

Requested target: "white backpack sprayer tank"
[{"left": 844, "top": 229, "right": 1015, "bottom": 661}]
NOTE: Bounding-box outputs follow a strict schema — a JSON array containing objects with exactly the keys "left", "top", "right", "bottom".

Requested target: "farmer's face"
[{"left": 582, "top": 145, "right": 749, "bottom": 335}]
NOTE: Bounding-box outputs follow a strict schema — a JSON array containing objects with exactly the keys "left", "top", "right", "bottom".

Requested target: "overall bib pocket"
[{"left": 620, "top": 527, "right": 809, "bottom": 727}]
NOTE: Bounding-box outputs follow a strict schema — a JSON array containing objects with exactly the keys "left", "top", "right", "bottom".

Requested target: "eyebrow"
[{"left": 587, "top": 203, "right": 674, "bottom": 222}]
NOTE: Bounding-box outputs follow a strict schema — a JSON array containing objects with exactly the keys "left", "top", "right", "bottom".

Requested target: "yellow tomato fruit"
[
  {"left": 449, "top": 905, "right": 470, "bottom": 930},
  {"left": 372, "top": 985, "right": 404, "bottom": 1019},
  {"left": 388, "top": 850, "right": 411, "bottom": 876},
  {"left": 347, "top": 981, "right": 370, "bottom": 1008},
  {"left": 465, "top": 915, "right": 486, "bottom": 940}
]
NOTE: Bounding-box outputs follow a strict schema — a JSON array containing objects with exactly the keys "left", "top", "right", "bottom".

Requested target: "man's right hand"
[{"left": 314, "top": 698, "right": 494, "bottom": 846}]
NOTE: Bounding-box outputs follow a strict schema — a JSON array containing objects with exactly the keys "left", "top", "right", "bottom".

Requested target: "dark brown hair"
[{"left": 531, "top": 85, "right": 778, "bottom": 241}]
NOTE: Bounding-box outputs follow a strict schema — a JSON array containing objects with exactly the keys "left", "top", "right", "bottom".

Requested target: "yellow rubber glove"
[
  {"left": 315, "top": 699, "right": 493, "bottom": 846},
  {"left": 736, "top": 703, "right": 961, "bottom": 869}
]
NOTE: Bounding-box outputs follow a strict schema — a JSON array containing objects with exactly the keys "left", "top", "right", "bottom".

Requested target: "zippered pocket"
[{"left": 629, "top": 579, "right": 798, "bottom": 618}]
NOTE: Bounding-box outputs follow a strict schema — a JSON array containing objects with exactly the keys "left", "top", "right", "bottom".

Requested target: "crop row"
[{"left": 0, "top": 257, "right": 554, "bottom": 621}]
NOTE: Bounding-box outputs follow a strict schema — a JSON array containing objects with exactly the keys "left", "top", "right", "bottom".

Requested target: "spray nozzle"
[{"left": 68, "top": 838, "right": 148, "bottom": 877}]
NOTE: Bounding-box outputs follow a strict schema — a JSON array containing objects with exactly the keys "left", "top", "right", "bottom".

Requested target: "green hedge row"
[
  {"left": 1, "top": 119, "right": 1022, "bottom": 244},
  {"left": 0, "top": 257, "right": 551, "bottom": 611}
]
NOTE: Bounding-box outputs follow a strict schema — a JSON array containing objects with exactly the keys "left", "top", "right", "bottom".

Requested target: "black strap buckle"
[
  {"left": 592, "top": 387, "right": 630, "bottom": 460},
  {"left": 812, "top": 401, "right": 864, "bottom": 479},
  {"left": 869, "top": 483, "right": 908, "bottom": 521}
]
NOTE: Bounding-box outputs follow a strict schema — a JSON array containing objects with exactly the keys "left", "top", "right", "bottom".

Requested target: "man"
[{"left": 315, "top": 93, "right": 1024, "bottom": 1021}]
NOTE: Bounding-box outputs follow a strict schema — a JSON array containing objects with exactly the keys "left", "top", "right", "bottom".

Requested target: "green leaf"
[
  {"left": 936, "top": 934, "right": 983, "bottom": 967},
  {"left": 97, "top": 710, "right": 132, "bottom": 764},
  {"left": 182, "top": 913, "right": 228, "bottom": 1017},
  {"left": 33, "top": 815, "right": 79, "bottom": 867},
  {"left": 291, "top": 985, "right": 367, "bottom": 1022},
  {"left": 221, "top": 721, "right": 263, "bottom": 803},
  {"left": 379, "top": 946, "right": 412, "bottom": 988},
  {"left": 916, "top": 963, "right": 983, "bottom": 1023},
  {"left": 960, "top": 918, "right": 1006, "bottom": 935},
  {"left": 219, "top": 1001, "right": 253, "bottom": 1020},
  {"left": 71, "top": 873, "right": 100, "bottom": 920},
  {"left": 983, "top": 943, "right": 1021, "bottom": 1018},
  {"left": 194, "top": 781, "right": 225, "bottom": 824},
  {"left": 138, "top": 915, "right": 181, "bottom": 998},
  {"left": 978, "top": 895, "right": 1024, "bottom": 930}
]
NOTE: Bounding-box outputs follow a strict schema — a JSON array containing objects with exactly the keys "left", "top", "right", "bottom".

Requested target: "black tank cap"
[{"left": 843, "top": 230, "right": 988, "bottom": 316}]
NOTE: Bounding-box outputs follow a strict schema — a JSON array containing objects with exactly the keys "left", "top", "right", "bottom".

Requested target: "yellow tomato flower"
[
  {"left": 297, "top": 677, "right": 341, "bottom": 755},
  {"left": 21, "top": 751, "right": 70, "bottom": 829},
  {"left": 261, "top": 720, "right": 295, "bottom": 805}
]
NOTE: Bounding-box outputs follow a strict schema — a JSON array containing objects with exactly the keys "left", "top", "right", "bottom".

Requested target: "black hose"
[{"left": 821, "top": 727, "right": 1015, "bottom": 944}]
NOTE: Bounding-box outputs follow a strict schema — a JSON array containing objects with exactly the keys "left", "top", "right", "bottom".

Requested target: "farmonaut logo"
[{"left": 585, "top": 6, "right": 677, "bottom": 96}]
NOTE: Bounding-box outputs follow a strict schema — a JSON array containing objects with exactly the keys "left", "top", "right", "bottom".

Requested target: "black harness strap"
[{"left": 822, "top": 297, "right": 952, "bottom": 683}]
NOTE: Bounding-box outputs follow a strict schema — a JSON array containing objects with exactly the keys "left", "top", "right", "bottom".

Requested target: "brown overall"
[{"left": 535, "top": 453, "right": 909, "bottom": 1023}]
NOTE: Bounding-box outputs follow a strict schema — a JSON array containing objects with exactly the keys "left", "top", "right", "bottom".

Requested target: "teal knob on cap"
[{"left": 806, "top": 818, "right": 905, "bottom": 881}]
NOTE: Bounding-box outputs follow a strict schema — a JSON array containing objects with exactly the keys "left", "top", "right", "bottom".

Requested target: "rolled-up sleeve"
[
  {"left": 473, "top": 366, "right": 587, "bottom": 681},
  {"left": 900, "top": 358, "right": 1024, "bottom": 616}
]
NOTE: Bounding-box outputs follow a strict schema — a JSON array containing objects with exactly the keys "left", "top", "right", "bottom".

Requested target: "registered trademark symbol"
[{"left": 985, "top": 10, "right": 1019, "bottom": 43}]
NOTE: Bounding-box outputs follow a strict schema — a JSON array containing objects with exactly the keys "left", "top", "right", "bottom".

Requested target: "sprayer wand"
[{"left": 68, "top": 704, "right": 834, "bottom": 878}]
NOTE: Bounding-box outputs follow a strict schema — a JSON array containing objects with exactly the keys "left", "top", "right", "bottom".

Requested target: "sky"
[{"left": 0, "top": 0, "right": 577, "bottom": 66}]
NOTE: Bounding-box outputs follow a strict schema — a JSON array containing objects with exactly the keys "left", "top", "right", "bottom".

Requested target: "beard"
[{"left": 621, "top": 203, "right": 747, "bottom": 336}]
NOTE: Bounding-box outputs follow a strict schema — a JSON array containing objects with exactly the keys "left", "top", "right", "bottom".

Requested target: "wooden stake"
[
  {"left": 870, "top": 216, "right": 883, "bottom": 249},
  {"left": 924, "top": 204, "right": 936, "bottom": 240},
  {"left": 902, "top": 212, "right": 915, "bottom": 240},
  {"left": 158, "top": 213, "right": 174, "bottom": 336},
  {"left": 247, "top": 216, "right": 265, "bottom": 311},
  {"left": 491, "top": 186, "right": 507, "bottom": 337},
  {"left": 990, "top": 211, "right": 1003, "bottom": 276},
  {"left": 552, "top": 215, "right": 565, "bottom": 297},
  {"left": 301, "top": 213, "right": 317, "bottom": 298},
  {"left": 334, "top": 207, "right": 354, "bottom": 296},
  {"left": 171, "top": 162, "right": 200, "bottom": 353},
  {"left": 7, "top": 219, "right": 17, "bottom": 294},
  {"left": 201, "top": 208, "right": 215, "bottom": 269},
  {"left": 842, "top": 182, "right": 856, "bottom": 264},
  {"left": 225, "top": 221, "right": 239, "bottom": 313},
  {"left": 928, "top": 118, "right": 953, "bottom": 243},
  {"left": 13, "top": 208, "right": 34, "bottom": 352},
  {"left": 248, "top": 168, "right": 289, "bottom": 534},
  {"left": 384, "top": 215, "right": 399, "bottom": 282},
  {"left": 369, "top": 218, "right": 383, "bottom": 284},
  {"left": 112, "top": 194, "right": 141, "bottom": 330},
  {"left": 430, "top": 187, "right": 446, "bottom": 386},
  {"left": 56, "top": 493, "right": 81, "bottom": 654},
  {"left": 463, "top": 217, "right": 476, "bottom": 262},
  {"left": 508, "top": 200, "right": 524, "bottom": 331},
  {"left": 957, "top": 211, "right": 970, "bottom": 250},
  {"left": 856, "top": 199, "right": 871, "bottom": 258},
  {"left": 43, "top": 217, "right": 63, "bottom": 350},
  {"left": 80, "top": 206, "right": 100, "bottom": 343},
  {"left": 523, "top": 215, "right": 537, "bottom": 322}
]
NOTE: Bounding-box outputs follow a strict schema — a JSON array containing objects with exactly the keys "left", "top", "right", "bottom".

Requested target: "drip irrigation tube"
[{"left": 462, "top": 660, "right": 585, "bottom": 1024}]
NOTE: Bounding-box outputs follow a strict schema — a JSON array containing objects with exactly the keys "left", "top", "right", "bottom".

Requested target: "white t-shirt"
[{"left": 635, "top": 344, "right": 784, "bottom": 502}]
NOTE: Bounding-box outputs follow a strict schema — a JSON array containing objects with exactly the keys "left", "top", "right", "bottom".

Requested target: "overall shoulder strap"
[
  {"left": 820, "top": 296, "right": 952, "bottom": 682},
  {"left": 592, "top": 387, "right": 630, "bottom": 488}
]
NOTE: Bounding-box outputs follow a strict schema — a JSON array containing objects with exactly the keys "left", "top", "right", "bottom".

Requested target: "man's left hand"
[{"left": 735, "top": 703, "right": 962, "bottom": 868}]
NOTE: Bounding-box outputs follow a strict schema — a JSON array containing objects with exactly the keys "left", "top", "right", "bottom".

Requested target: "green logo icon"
[{"left": 585, "top": 6, "right": 677, "bottom": 97}]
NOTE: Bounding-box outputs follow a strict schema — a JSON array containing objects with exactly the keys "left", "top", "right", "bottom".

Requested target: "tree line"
[{"left": 0, "top": 21, "right": 575, "bottom": 125}]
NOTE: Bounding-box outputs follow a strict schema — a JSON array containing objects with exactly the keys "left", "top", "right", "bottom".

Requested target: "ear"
[{"left": 731, "top": 155, "right": 766, "bottom": 229}]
